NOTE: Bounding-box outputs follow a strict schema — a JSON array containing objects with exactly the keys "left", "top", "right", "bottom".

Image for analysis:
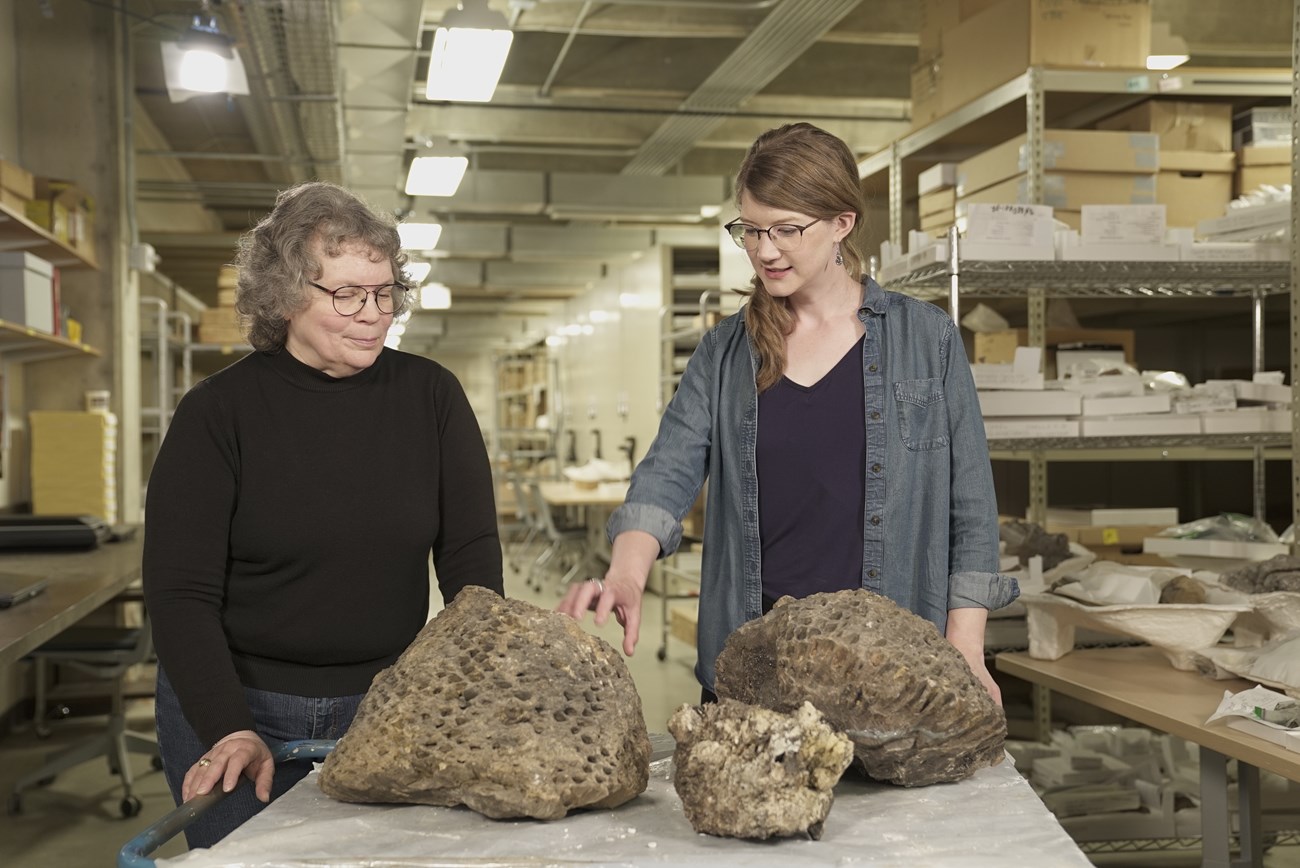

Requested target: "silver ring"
[{"left": 588, "top": 577, "right": 604, "bottom": 593}]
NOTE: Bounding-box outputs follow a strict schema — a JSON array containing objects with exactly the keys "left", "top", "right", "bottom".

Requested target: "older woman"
[
  {"left": 559, "top": 123, "right": 1017, "bottom": 705},
  {"left": 143, "top": 181, "right": 503, "bottom": 847}
]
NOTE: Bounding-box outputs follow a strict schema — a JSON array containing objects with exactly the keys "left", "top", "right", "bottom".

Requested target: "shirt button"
[
  {"left": 870, "top": 515, "right": 881, "bottom": 525},
  {"left": 867, "top": 569, "right": 877, "bottom": 578},
  {"left": 870, "top": 411, "right": 881, "bottom": 421},
  {"left": 868, "top": 364, "right": 877, "bottom": 373},
  {"left": 871, "top": 463, "right": 881, "bottom": 473}
]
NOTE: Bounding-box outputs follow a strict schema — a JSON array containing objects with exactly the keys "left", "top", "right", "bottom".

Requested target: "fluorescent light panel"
[
  {"left": 426, "top": 27, "right": 513, "bottom": 102},
  {"left": 405, "top": 156, "right": 468, "bottom": 197},
  {"left": 1145, "top": 54, "right": 1189, "bottom": 70},
  {"left": 404, "top": 261, "right": 433, "bottom": 284},
  {"left": 421, "top": 283, "right": 452, "bottom": 310},
  {"left": 398, "top": 223, "right": 443, "bottom": 251}
]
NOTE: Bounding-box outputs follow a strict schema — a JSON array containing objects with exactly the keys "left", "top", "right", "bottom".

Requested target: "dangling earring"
[{"left": 834, "top": 242, "right": 844, "bottom": 267}]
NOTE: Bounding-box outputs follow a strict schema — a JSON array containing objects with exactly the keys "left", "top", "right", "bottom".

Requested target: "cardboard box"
[
  {"left": 1046, "top": 507, "right": 1178, "bottom": 527},
  {"left": 217, "top": 287, "right": 237, "bottom": 307},
  {"left": 984, "top": 417, "right": 1080, "bottom": 439},
  {"left": 944, "top": 0, "right": 1151, "bottom": 116},
  {"left": 0, "top": 158, "right": 34, "bottom": 200},
  {"left": 974, "top": 328, "right": 1136, "bottom": 367},
  {"left": 30, "top": 410, "right": 118, "bottom": 524},
  {"left": 1080, "top": 394, "right": 1171, "bottom": 416},
  {"left": 1200, "top": 409, "right": 1289, "bottom": 434},
  {"left": 1233, "top": 106, "right": 1290, "bottom": 149},
  {"left": 910, "top": 56, "right": 945, "bottom": 128},
  {"left": 0, "top": 251, "right": 54, "bottom": 333},
  {"left": 1142, "top": 537, "right": 1289, "bottom": 561},
  {"left": 200, "top": 306, "right": 239, "bottom": 327},
  {"left": 25, "top": 178, "right": 93, "bottom": 248},
  {"left": 978, "top": 389, "right": 1082, "bottom": 417},
  {"left": 1238, "top": 145, "right": 1289, "bottom": 168},
  {"left": 1098, "top": 101, "right": 1233, "bottom": 152},
  {"left": 957, "top": 130, "right": 1158, "bottom": 198},
  {"left": 197, "top": 324, "right": 246, "bottom": 345},
  {"left": 1237, "top": 164, "right": 1290, "bottom": 196},
  {"left": 1154, "top": 151, "right": 1235, "bottom": 229},
  {"left": 0, "top": 188, "right": 28, "bottom": 215},
  {"left": 1080, "top": 415, "right": 1201, "bottom": 437},
  {"left": 920, "top": 187, "right": 956, "bottom": 217},
  {"left": 960, "top": 171, "right": 1156, "bottom": 211},
  {"left": 918, "top": 162, "right": 959, "bottom": 196},
  {"left": 1048, "top": 523, "right": 1178, "bottom": 546},
  {"left": 920, "top": 214, "right": 955, "bottom": 235}
]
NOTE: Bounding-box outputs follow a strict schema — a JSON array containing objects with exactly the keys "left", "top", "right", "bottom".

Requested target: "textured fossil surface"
[
  {"left": 1159, "top": 574, "right": 1208, "bottom": 604},
  {"left": 318, "top": 586, "right": 651, "bottom": 819},
  {"left": 714, "top": 589, "right": 1006, "bottom": 787},
  {"left": 1221, "top": 555, "right": 1300, "bottom": 594},
  {"left": 667, "top": 699, "right": 853, "bottom": 840},
  {"left": 1000, "top": 520, "right": 1072, "bottom": 571}
]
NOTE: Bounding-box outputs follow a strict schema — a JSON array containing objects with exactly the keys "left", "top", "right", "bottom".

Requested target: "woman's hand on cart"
[{"left": 183, "top": 730, "right": 276, "bottom": 803}]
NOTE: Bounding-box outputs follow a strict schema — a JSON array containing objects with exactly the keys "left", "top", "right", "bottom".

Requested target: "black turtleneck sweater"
[{"left": 143, "top": 347, "right": 503, "bottom": 746}]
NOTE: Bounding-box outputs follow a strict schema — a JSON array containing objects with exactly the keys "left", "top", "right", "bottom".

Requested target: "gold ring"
[{"left": 197, "top": 757, "right": 212, "bottom": 768}]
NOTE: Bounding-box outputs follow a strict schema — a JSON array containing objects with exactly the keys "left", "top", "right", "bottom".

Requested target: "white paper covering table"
[{"left": 158, "top": 751, "right": 1090, "bottom": 867}]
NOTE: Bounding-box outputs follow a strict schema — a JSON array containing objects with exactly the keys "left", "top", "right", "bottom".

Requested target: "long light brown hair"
[{"left": 734, "top": 123, "right": 865, "bottom": 392}]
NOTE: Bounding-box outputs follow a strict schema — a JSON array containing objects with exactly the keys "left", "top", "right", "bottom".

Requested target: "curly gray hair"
[{"left": 233, "top": 182, "right": 411, "bottom": 351}]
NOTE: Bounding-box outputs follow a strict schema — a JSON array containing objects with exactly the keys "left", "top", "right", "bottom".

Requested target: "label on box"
[
  {"left": 1081, "top": 205, "right": 1166, "bottom": 245},
  {"left": 965, "top": 203, "right": 1054, "bottom": 247}
]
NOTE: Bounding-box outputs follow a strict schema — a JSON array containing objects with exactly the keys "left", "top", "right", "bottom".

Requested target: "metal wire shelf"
[{"left": 882, "top": 260, "right": 1290, "bottom": 298}]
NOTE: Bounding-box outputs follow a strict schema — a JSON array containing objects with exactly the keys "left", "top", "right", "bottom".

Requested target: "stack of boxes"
[
  {"left": 197, "top": 266, "right": 245, "bottom": 345},
  {"left": 955, "top": 130, "right": 1159, "bottom": 231},
  {"left": 25, "top": 177, "right": 95, "bottom": 261},
  {"left": 31, "top": 410, "right": 118, "bottom": 525},
  {"left": 918, "top": 162, "right": 957, "bottom": 237},
  {"left": 1097, "top": 100, "right": 1235, "bottom": 228},
  {"left": 1233, "top": 107, "right": 1291, "bottom": 196},
  {"left": 912, "top": 0, "right": 1151, "bottom": 128}
]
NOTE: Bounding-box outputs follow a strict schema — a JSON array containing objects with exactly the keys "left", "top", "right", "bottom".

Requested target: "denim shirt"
[{"left": 608, "top": 277, "right": 1020, "bottom": 692}]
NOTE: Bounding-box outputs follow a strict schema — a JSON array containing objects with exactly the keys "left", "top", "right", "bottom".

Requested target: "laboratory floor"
[{"left": 0, "top": 551, "right": 1296, "bottom": 868}]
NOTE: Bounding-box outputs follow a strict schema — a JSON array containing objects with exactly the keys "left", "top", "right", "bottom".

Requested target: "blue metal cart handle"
[{"left": 118, "top": 738, "right": 337, "bottom": 868}]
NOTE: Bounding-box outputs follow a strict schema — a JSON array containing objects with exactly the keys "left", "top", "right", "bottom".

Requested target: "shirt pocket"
[{"left": 894, "top": 378, "right": 949, "bottom": 451}]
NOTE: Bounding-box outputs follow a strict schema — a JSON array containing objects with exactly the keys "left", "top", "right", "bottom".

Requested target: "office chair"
[
  {"left": 525, "top": 482, "right": 586, "bottom": 593},
  {"left": 8, "top": 608, "right": 160, "bottom": 818}
]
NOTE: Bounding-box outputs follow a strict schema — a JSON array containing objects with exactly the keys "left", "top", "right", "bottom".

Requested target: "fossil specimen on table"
[
  {"left": 1000, "top": 520, "right": 1072, "bottom": 571},
  {"left": 318, "top": 585, "right": 650, "bottom": 819},
  {"left": 668, "top": 699, "right": 853, "bottom": 840},
  {"left": 1159, "top": 574, "right": 1208, "bottom": 604},
  {"left": 1220, "top": 555, "right": 1300, "bottom": 594},
  {"left": 714, "top": 589, "right": 1005, "bottom": 787}
]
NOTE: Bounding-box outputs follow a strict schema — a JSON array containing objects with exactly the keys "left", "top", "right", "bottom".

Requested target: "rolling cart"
[{"left": 117, "top": 739, "right": 336, "bottom": 868}]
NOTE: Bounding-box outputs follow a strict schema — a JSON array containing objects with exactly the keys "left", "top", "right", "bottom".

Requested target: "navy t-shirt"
[{"left": 757, "top": 335, "right": 866, "bottom": 604}]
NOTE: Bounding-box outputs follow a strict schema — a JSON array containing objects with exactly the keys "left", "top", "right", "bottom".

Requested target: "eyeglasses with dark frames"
[
  {"left": 723, "top": 218, "right": 822, "bottom": 252},
  {"left": 309, "top": 281, "right": 408, "bottom": 316}
]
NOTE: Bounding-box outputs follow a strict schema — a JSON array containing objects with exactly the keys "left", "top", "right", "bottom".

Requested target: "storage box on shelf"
[
  {"left": 31, "top": 410, "right": 118, "bottom": 524},
  {"left": 0, "top": 251, "right": 55, "bottom": 333},
  {"left": 0, "top": 158, "right": 34, "bottom": 213},
  {"left": 1235, "top": 145, "right": 1290, "bottom": 196}
]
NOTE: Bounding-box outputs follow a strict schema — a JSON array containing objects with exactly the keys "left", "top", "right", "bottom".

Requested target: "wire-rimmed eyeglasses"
[
  {"left": 309, "top": 281, "right": 408, "bottom": 316},
  {"left": 723, "top": 218, "right": 822, "bottom": 252}
]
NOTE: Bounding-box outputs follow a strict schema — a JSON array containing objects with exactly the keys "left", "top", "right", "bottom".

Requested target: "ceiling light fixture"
[
  {"left": 404, "top": 260, "right": 433, "bottom": 284},
  {"left": 405, "top": 138, "right": 469, "bottom": 197},
  {"left": 425, "top": 0, "right": 514, "bottom": 103},
  {"left": 398, "top": 223, "right": 444, "bottom": 251},
  {"left": 421, "top": 283, "right": 453, "bottom": 310},
  {"left": 160, "top": 13, "right": 250, "bottom": 102}
]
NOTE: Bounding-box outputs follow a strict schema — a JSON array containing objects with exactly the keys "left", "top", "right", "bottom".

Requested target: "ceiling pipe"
[{"left": 538, "top": 0, "right": 593, "bottom": 98}]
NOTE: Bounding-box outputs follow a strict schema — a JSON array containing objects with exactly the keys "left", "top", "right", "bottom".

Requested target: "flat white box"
[
  {"left": 979, "top": 390, "right": 1082, "bottom": 417},
  {"left": 1081, "top": 394, "right": 1172, "bottom": 417},
  {"left": 1200, "top": 409, "right": 1289, "bottom": 434},
  {"left": 1081, "top": 204, "right": 1167, "bottom": 245},
  {"left": 0, "top": 250, "right": 54, "bottom": 333},
  {"left": 984, "top": 417, "right": 1081, "bottom": 439},
  {"left": 1234, "top": 381, "right": 1291, "bottom": 405},
  {"left": 1046, "top": 506, "right": 1179, "bottom": 527},
  {"left": 1143, "top": 537, "right": 1290, "bottom": 561},
  {"left": 970, "top": 364, "right": 1045, "bottom": 391},
  {"left": 1080, "top": 415, "right": 1201, "bottom": 437},
  {"left": 918, "top": 162, "right": 958, "bottom": 196},
  {"left": 961, "top": 241, "right": 1057, "bottom": 261},
  {"left": 1225, "top": 717, "right": 1300, "bottom": 753},
  {"left": 1060, "top": 243, "right": 1181, "bottom": 261},
  {"left": 1057, "top": 375, "right": 1145, "bottom": 397},
  {"left": 1182, "top": 242, "right": 1289, "bottom": 262}
]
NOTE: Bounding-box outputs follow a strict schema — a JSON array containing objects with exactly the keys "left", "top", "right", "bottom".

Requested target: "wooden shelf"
[
  {"left": 0, "top": 319, "right": 100, "bottom": 362},
  {"left": 0, "top": 200, "right": 98, "bottom": 269}
]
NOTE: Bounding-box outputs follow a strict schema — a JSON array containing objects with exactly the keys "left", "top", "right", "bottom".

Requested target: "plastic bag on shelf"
[
  {"left": 1157, "top": 512, "right": 1279, "bottom": 543},
  {"left": 1143, "top": 371, "right": 1192, "bottom": 393}
]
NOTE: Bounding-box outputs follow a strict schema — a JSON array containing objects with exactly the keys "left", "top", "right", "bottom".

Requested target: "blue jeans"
[{"left": 154, "top": 667, "right": 364, "bottom": 850}]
